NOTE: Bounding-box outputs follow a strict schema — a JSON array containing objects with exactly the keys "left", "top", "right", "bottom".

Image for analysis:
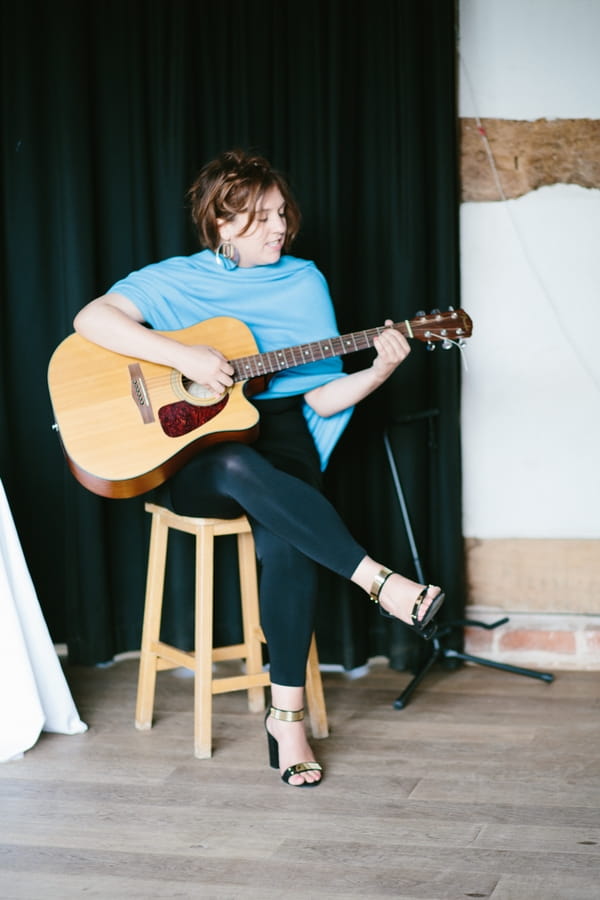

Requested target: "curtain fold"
[{"left": 1, "top": 0, "right": 463, "bottom": 670}]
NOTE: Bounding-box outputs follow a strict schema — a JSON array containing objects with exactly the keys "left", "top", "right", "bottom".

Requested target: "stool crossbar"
[{"left": 135, "top": 503, "right": 328, "bottom": 758}]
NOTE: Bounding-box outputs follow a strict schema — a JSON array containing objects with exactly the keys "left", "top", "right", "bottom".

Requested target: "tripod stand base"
[
  {"left": 393, "top": 621, "right": 555, "bottom": 710},
  {"left": 382, "top": 426, "right": 556, "bottom": 711}
]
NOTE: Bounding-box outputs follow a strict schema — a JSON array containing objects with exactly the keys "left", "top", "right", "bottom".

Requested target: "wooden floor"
[{"left": 1, "top": 657, "right": 599, "bottom": 900}]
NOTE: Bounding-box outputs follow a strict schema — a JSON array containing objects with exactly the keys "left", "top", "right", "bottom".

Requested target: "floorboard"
[{"left": 1, "top": 657, "right": 598, "bottom": 899}]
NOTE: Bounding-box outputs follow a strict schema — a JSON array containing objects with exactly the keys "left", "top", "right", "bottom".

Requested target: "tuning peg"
[
  {"left": 457, "top": 339, "right": 468, "bottom": 349},
  {"left": 415, "top": 310, "right": 426, "bottom": 318},
  {"left": 426, "top": 342, "right": 436, "bottom": 352},
  {"left": 430, "top": 308, "right": 440, "bottom": 315},
  {"left": 442, "top": 339, "right": 453, "bottom": 350}
]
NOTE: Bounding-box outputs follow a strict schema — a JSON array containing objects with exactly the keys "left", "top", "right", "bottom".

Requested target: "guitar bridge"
[{"left": 129, "top": 363, "right": 155, "bottom": 424}]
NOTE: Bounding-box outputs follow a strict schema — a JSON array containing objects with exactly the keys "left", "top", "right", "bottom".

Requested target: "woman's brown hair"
[{"left": 187, "top": 149, "right": 301, "bottom": 252}]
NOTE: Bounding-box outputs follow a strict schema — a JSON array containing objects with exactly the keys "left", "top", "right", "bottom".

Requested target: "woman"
[{"left": 74, "top": 149, "right": 445, "bottom": 787}]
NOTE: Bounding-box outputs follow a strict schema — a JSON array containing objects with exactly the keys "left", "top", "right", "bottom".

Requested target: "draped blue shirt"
[{"left": 109, "top": 250, "right": 353, "bottom": 469}]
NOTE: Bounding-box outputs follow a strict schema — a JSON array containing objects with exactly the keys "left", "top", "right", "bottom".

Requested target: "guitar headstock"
[{"left": 404, "top": 308, "right": 473, "bottom": 345}]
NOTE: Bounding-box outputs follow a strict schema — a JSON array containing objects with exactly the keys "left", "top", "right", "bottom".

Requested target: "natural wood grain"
[
  {"left": 1, "top": 659, "right": 598, "bottom": 899},
  {"left": 465, "top": 537, "right": 600, "bottom": 614}
]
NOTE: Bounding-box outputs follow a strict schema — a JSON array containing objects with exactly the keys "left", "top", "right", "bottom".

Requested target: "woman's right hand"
[
  {"left": 175, "top": 343, "right": 235, "bottom": 396},
  {"left": 74, "top": 293, "right": 235, "bottom": 397}
]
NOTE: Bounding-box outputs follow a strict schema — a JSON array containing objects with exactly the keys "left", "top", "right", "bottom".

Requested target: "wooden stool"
[{"left": 135, "top": 503, "right": 329, "bottom": 758}]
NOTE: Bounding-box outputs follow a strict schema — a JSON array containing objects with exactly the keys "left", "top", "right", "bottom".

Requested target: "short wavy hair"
[{"left": 187, "top": 149, "right": 301, "bottom": 252}]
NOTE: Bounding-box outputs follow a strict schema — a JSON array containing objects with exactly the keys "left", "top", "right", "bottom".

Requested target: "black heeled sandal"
[
  {"left": 265, "top": 706, "right": 323, "bottom": 788},
  {"left": 370, "top": 568, "right": 445, "bottom": 640}
]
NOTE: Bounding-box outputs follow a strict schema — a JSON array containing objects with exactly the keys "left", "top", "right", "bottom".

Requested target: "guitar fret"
[
  {"left": 355, "top": 330, "right": 371, "bottom": 351},
  {"left": 319, "top": 339, "right": 336, "bottom": 357},
  {"left": 233, "top": 357, "right": 257, "bottom": 382},
  {"left": 270, "top": 352, "right": 280, "bottom": 370}
]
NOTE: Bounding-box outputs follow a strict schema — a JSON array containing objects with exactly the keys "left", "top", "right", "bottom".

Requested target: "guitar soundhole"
[
  {"left": 182, "top": 378, "right": 226, "bottom": 402},
  {"left": 171, "top": 370, "right": 228, "bottom": 406},
  {"left": 158, "top": 395, "right": 229, "bottom": 438}
]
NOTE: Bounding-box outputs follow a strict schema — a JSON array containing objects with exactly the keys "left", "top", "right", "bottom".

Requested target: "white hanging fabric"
[{"left": 0, "top": 479, "right": 87, "bottom": 762}]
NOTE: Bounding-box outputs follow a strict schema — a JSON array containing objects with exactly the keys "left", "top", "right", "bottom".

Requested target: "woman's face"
[{"left": 220, "top": 185, "right": 287, "bottom": 267}]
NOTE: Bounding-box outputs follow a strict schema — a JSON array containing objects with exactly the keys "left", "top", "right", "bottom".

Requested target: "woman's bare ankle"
[{"left": 351, "top": 556, "right": 438, "bottom": 624}]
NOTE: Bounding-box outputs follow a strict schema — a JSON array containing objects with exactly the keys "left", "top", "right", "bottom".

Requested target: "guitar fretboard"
[{"left": 230, "top": 324, "right": 403, "bottom": 383}]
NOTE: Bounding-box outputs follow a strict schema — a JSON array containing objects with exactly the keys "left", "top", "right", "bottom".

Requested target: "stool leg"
[
  {"left": 135, "top": 513, "right": 168, "bottom": 731},
  {"left": 305, "top": 634, "right": 329, "bottom": 739},
  {"left": 194, "top": 524, "right": 215, "bottom": 759},
  {"left": 237, "top": 531, "right": 266, "bottom": 713}
]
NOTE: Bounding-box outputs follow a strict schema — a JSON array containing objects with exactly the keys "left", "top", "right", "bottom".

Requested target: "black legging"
[{"left": 169, "top": 441, "right": 367, "bottom": 686}]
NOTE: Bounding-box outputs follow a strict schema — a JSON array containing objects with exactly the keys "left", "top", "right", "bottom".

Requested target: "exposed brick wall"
[
  {"left": 462, "top": 524, "right": 600, "bottom": 673},
  {"left": 460, "top": 117, "right": 600, "bottom": 201},
  {"left": 464, "top": 608, "right": 600, "bottom": 671},
  {"left": 459, "top": 117, "right": 600, "bottom": 670}
]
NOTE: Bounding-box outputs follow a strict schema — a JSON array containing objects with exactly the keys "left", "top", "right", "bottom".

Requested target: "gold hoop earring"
[{"left": 215, "top": 240, "right": 239, "bottom": 270}]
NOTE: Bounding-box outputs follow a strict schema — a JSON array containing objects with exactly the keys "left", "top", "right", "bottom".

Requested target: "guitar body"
[{"left": 48, "top": 317, "right": 262, "bottom": 498}]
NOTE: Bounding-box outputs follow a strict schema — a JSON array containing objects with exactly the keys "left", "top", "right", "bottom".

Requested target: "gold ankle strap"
[
  {"left": 269, "top": 706, "right": 304, "bottom": 722},
  {"left": 369, "top": 567, "right": 393, "bottom": 604}
]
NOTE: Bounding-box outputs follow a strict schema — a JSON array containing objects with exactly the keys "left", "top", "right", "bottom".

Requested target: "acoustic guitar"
[{"left": 48, "top": 309, "right": 472, "bottom": 499}]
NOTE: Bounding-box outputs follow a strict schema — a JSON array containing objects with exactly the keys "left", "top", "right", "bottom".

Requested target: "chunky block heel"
[
  {"left": 265, "top": 715, "right": 280, "bottom": 769},
  {"left": 264, "top": 707, "right": 323, "bottom": 787}
]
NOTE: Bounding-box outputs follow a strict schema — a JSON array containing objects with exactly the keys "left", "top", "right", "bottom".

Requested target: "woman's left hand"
[
  {"left": 305, "top": 319, "right": 412, "bottom": 417},
  {"left": 371, "top": 319, "right": 411, "bottom": 382}
]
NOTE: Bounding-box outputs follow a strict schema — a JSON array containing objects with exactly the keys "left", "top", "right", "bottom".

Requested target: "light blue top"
[{"left": 109, "top": 250, "right": 354, "bottom": 469}]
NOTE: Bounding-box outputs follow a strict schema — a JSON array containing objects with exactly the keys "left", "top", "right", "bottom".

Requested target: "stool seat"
[{"left": 135, "top": 503, "right": 328, "bottom": 758}]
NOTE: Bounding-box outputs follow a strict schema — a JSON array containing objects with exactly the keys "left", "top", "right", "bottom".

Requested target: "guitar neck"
[
  {"left": 228, "top": 307, "right": 474, "bottom": 382},
  {"left": 230, "top": 323, "right": 407, "bottom": 383}
]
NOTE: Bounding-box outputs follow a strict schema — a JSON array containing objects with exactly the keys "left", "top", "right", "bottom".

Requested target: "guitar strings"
[
  {"left": 425, "top": 333, "right": 469, "bottom": 372},
  {"left": 138, "top": 323, "right": 469, "bottom": 394}
]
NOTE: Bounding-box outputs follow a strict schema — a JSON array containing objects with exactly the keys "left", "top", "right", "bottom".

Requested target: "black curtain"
[{"left": 1, "top": 0, "right": 464, "bottom": 672}]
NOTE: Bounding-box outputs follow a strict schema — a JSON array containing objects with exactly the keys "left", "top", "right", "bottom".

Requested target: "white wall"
[
  {"left": 459, "top": 0, "right": 600, "bottom": 119},
  {"left": 459, "top": 0, "right": 600, "bottom": 539}
]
